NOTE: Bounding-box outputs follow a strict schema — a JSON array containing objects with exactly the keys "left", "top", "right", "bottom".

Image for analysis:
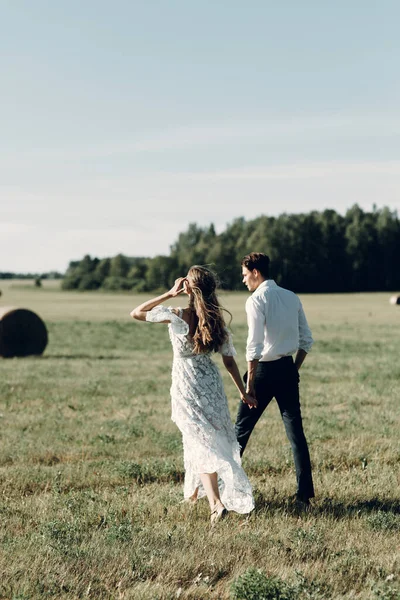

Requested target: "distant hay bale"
[
  {"left": 0, "top": 307, "right": 48, "bottom": 358},
  {"left": 389, "top": 295, "right": 400, "bottom": 306}
]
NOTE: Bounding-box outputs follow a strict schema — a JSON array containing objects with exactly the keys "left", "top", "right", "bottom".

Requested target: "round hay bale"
[
  {"left": 389, "top": 295, "right": 400, "bottom": 305},
  {"left": 0, "top": 307, "right": 48, "bottom": 358}
]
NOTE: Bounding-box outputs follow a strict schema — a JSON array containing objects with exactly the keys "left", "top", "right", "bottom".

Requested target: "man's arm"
[
  {"left": 294, "top": 348, "right": 307, "bottom": 370},
  {"left": 245, "top": 297, "right": 265, "bottom": 397},
  {"left": 297, "top": 301, "right": 313, "bottom": 370},
  {"left": 246, "top": 359, "right": 259, "bottom": 397}
]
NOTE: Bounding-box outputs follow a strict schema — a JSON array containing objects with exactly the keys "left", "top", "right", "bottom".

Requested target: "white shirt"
[{"left": 245, "top": 280, "right": 313, "bottom": 362}]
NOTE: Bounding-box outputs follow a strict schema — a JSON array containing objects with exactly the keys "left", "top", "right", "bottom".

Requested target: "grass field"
[{"left": 0, "top": 280, "right": 399, "bottom": 599}]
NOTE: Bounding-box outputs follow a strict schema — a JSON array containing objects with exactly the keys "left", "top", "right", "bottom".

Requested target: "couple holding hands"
[{"left": 131, "top": 252, "right": 314, "bottom": 525}]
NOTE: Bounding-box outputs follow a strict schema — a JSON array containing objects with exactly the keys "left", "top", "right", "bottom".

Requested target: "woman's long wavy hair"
[{"left": 187, "top": 265, "right": 231, "bottom": 354}]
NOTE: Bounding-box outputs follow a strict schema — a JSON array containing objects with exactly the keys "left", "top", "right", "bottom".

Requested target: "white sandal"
[{"left": 210, "top": 502, "right": 227, "bottom": 526}]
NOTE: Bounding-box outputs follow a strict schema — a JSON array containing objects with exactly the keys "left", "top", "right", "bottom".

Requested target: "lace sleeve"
[
  {"left": 219, "top": 329, "right": 237, "bottom": 357},
  {"left": 145, "top": 305, "right": 189, "bottom": 335}
]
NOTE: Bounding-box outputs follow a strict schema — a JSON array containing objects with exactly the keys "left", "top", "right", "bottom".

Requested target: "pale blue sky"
[{"left": 1, "top": 0, "right": 399, "bottom": 271}]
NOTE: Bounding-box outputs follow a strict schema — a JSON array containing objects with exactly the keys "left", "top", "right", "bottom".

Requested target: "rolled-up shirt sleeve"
[
  {"left": 246, "top": 296, "right": 265, "bottom": 361},
  {"left": 298, "top": 302, "right": 313, "bottom": 352}
]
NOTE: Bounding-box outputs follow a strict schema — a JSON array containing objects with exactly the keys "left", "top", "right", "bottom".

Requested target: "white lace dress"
[{"left": 146, "top": 305, "right": 254, "bottom": 514}]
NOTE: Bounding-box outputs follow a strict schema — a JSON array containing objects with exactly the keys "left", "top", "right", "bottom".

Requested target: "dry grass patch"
[{"left": 0, "top": 289, "right": 399, "bottom": 598}]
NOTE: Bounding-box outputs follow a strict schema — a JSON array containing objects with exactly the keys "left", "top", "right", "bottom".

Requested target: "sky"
[{"left": 1, "top": 0, "right": 399, "bottom": 272}]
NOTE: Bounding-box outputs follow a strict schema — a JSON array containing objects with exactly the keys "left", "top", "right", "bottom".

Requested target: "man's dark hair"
[{"left": 241, "top": 252, "right": 270, "bottom": 278}]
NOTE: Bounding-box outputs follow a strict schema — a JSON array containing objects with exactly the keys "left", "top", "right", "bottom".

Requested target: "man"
[{"left": 235, "top": 252, "right": 314, "bottom": 507}]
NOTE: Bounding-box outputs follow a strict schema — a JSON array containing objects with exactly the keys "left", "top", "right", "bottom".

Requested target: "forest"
[{"left": 7, "top": 204, "right": 398, "bottom": 294}]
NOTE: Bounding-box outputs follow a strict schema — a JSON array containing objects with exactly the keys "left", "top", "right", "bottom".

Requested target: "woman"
[{"left": 130, "top": 266, "right": 256, "bottom": 525}]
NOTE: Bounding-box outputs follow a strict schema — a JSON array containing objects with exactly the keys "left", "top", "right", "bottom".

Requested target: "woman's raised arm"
[{"left": 130, "top": 277, "right": 186, "bottom": 321}]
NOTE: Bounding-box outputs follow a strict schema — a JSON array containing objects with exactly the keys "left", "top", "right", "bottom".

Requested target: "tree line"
[
  {"left": 60, "top": 205, "right": 400, "bottom": 293},
  {"left": 0, "top": 271, "right": 63, "bottom": 280}
]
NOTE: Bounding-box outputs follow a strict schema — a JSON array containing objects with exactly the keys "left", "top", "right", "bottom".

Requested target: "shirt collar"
[{"left": 254, "top": 279, "right": 276, "bottom": 292}]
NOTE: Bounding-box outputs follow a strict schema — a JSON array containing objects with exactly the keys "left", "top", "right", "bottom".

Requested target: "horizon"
[{"left": 1, "top": 202, "right": 397, "bottom": 276}]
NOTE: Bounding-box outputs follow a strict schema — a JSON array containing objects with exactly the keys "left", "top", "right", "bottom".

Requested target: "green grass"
[{"left": 0, "top": 280, "right": 399, "bottom": 599}]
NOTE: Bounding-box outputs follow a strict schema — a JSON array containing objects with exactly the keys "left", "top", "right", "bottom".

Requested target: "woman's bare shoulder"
[{"left": 179, "top": 307, "right": 191, "bottom": 324}]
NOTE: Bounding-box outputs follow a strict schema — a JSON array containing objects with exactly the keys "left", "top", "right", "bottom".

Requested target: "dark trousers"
[{"left": 235, "top": 356, "right": 314, "bottom": 500}]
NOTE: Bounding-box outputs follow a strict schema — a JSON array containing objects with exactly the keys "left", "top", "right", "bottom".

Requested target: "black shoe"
[
  {"left": 287, "top": 494, "right": 311, "bottom": 513},
  {"left": 296, "top": 494, "right": 311, "bottom": 507}
]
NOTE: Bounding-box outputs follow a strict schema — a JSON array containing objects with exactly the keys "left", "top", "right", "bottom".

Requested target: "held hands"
[
  {"left": 241, "top": 391, "right": 258, "bottom": 409},
  {"left": 243, "top": 381, "right": 257, "bottom": 408},
  {"left": 168, "top": 277, "right": 187, "bottom": 297}
]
